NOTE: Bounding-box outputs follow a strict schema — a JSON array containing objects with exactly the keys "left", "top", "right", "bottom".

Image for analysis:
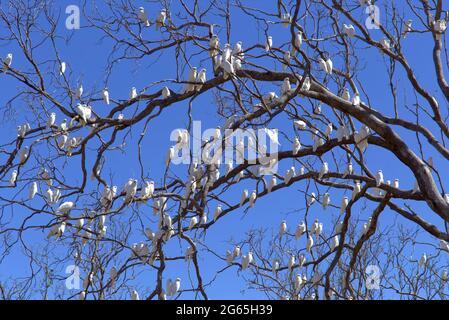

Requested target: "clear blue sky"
[{"left": 0, "top": 0, "right": 447, "bottom": 299}]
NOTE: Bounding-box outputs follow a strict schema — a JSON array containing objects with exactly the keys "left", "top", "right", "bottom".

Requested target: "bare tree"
[{"left": 0, "top": 0, "right": 449, "bottom": 300}]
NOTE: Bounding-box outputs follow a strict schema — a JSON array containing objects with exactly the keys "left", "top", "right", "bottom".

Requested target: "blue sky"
[{"left": 0, "top": 0, "right": 448, "bottom": 299}]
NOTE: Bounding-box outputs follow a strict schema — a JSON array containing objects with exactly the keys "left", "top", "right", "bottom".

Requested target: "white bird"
[
  {"left": 306, "top": 234, "right": 314, "bottom": 252},
  {"left": 137, "top": 7, "right": 150, "bottom": 27},
  {"left": 343, "top": 162, "right": 353, "bottom": 178},
  {"left": 221, "top": 59, "right": 235, "bottom": 79},
  {"left": 141, "top": 180, "right": 154, "bottom": 199},
  {"left": 9, "top": 170, "right": 17, "bottom": 187},
  {"left": 294, "top": 120, "right": 307, "bottom": 130},
  {"left": 263, "top": 91, "right": 278, "bottom": 104},
  {"left": 240, "top": 189, "right": 248, "bottom": 206},
  {"left": 47, "top": 221, "right": 66, "bottom": 239},
  {"left": 17, "top": 123, "right": 30, "bottom": 138},
  {"left": 325, "top": 58, "right": 333, "bottom": 74},
  {"left": 214, "top": 205, "right": 222, "bottom": 221},
  {"left": 248, "top": 190, "right": 257, "bottom": 208},
  {"left": 76, "top": 104, "right": 92, "bottom": 124},
  {"left": 322, "top": 193, "right": 330, "bottom": 209},
  {"left": 440, "top": 240, "right": 449, "bottom": 252},
  {"left": 331, "top": 235, "right": 339, "bottom": 251},
  {"left": 307, "top": 192, "right": 316, "bottom": 207},
  {"left": 3, "top": 53, "right": 12, "bottom": 68},
  {"left": 319, "top": 58, "right": 328, "bottom": 73},
  {"left": 162, "top": 86, "right": 171, "bottom": 99},
  {"left": 233, "top": 245, "right": 241, "bottom": 258},
  {"left": 325, "top": 123, "right": 333, "bottom": 139},
  {"left": 393, "top": 178, "right": 399, "bottom": 189},
  {"left": 380, "top": 38, "right": 390, "bottom": 50},
  {"left": 281, "top": 77, "right": 291, "bottom": 95},
  {"left": 166, "top": 146, "right": 175, "bottom": 166},
  {"left": 336, "top": 221, "right": 344, "bottom": 234},
  {"left": 124, "top": 178, "right": 138, "bottom": 202},
  {"left": 184, "top": 67, "right": 197, "bottom": 93},
  {"left": 265, "top": 36, "right": 273, "bottom": 52},
  {"left": 209, "top": 35, "right": 220, "bottom": 57},
  {"left": 46, "top": 113, "right": 56, "bottom": 129},
  {"left": 75, "top": 84, "right": 83, "bottom": 99},
  {"left": 156, "top": 9, "right": 167, "bottom": 30},
  {"left": 57, "top": 201, "right": 75, "bottom": 214},
  {"left": 226, "top": 250, "right": 234, "bottom": 264},
  {"left": 19, "top": 146, "right": 29, "bottom": 164},
  {"left": 129, "top": 87, "right": 138, "bottom": 100},
  {"left": 343, "top": 24, "right": 356, "bottom": 37},
  {"left": 267, "top": 176, "right": 277, "bottom": 193},
  {"left": 195, "top": 68, "right": 206, "bottom": 91},
  {"left": 281, "top": 13, "right": 291, "bottom": 27},
  {"left": 188, "top": 216, "right": 198, "bottom": 230},
  {"left": 282, "top": 51, "right": 290, "bottom": 71},
  {"left": 241, "top": 252, "right": 253, "bottom": 270},
  {"left": 375, "top": 170, "right": 384, "bottom": 187},
  {"left": 300, "top": 76, "right": 311, "bottom": 91},
  {"left": 29, "top": 182, "right": 38, "bottom": 200},
  {"left": 442, "top": 269, "right": 448, "bottom": 282},
  {"left": 341, "top": 88, "right": 351, "bottom": 102},
  {"left": 352, "top": 93, "right": 361, "bottom": 106},
  {"left": 434, "top": 20, "right": 447, "bottom": 33},
  {"left": 313, "top": 137, "right": 324, "bottom": 152},
  {"left": 284, "top": 167, "right": 295, "bottom": 184},
  {"left": 318, "top": 162, "right": 329, "bottom": 179},
  {"left": 403, "top": 20, "right": 412, "bottom": 38},
  {"left": 419, "top": 253, "right": 427, "bottom": 267},
  {"left": 102, "top": 88, "right": 110, "bottom": 105},
  {"left": 131, "top": 290, "right": 140, "bottom": 300},
  {"left": 288, "top": 255, "right": 296, "bottom": 272},
  {"left": 60, "top": 119, "right": 68, "bottom": 131},
  {"left": 59, "top": 61, "right": 66, "bottom": 76},
  {"left": 292, "top": 137, "right": 301, "bottom": 155},
  {"left": 264, "top": 128, "right": 280, "bottom": 145},
  {"left": 352, "top": 182, "right": 361, "bottom": 200},
  {"left": 295, "top": 221, "right": 306, "bottom": 240},
  {"left": 293, "top": 31, "right": 303, "bottom": 53},
  {"left": 295, "top": 275, "right": 303, "bottom": 290},
  {"left": 298, "top": 254, "right": 306, "bottom": 268},
  {"left": 279, "top": 220, "right": 287, "bottom": 238},
  {"left": 272, "top": 259, "right": 280, "bottom": 274},
  {"left": 340, "top": 196, "right": 349, "bottom": 214},
  {"left": 79, "top": 291, "right": 86, "bottom": 300}
]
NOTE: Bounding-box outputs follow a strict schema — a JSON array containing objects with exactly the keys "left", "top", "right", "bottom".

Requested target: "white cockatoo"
[
  {"left": 403, "top": 20, "right": 412, "bottom": 38},
  {"left": 342, "top": 24, "right": 356, "bottom": 37},
  {"left": 325, "top": 123, "right": 333, "bottom": 139},
  {"left": 331, "top": 235, "right": 339, "bottom": 251},
  {"left": 318, "top": 162, "right": 329, "bottom": 179},
  {"left": 268, "top": 176, "right": 277, "bottom": 193},
  {"left": 226, "top": 250, "right": 234, "bottom": 264},
  {"left": 434, "top": 20, "right": 447, "bottom": 33},
  {"left": 352, "top": 182, "right": 361, "bottom": 200},
  {"left": 265, "top": 36, "right": 273, "bottom": 52},
  {"left": 17, "top": 123, "right": 30, "bottom": 138},
  {"left": 47, "top": 221, "right": 66, "bottom": 239},
  {"left": 214, "top": 205, "right": 222, "bottom": 221},
  {"left": 281, "top": 13, "right": 291, "bottom": 27},
  {"left": 294, "top": 120, "right": 307, "bottom": 130},
  {"left": 318, "top": 58, "right": 328, "bottom": 73},
  {"left": 209, "top": 34, "right": 220, "bottom": 57},
  {"left": 293, "top": 137, "right": 301, "bottom": 155},
  {"left": 102, "top": 88, "right": 110, "bottom": 105},
  {"left": 343, "top": 162, "right": 353, "bottom": 178},
  {"left": 288, "top": 255, "right": 296, "bottom": 272},
  {"left": 298, "top": 254, "right": 306, "bottom": 268},
  {"left": 352, "top": 93, "right": 361, "bottom": 106},
  {"left": 141, "top": 180, "right": 154, "bottom": 199},
  {"left": 241, "top": 252, "right": 253, "bottom": 270},
  {"left": 131, "top": 289, "right": 140, "bottom": 300},
  {"left": 313, "top": 137, "right": 324, "bottom": 152},
  {"left": 306, "top": 192, "right": 316, "bottom": 207},
  {"left": 295, "top": 274, "right": 303, "bottom": 290},
  {"left": 124, "top": 178, "right": 138, "bottom": 202},
  {"left": 195, "top": 68, "right": 206, "bottom": 91},
  {"left": 156, "top": 9, "right": 167, "bottom": 30},
  {"left": 393, "top": 178, "right": 399, "bottom": 189},
  {"left": 137, "top": 7, "right": 150, "bottom": 27},
  {"left": 295, "top": 221, "right": 306, "bottom": 240},
  {"left": 82, "top": 227, "right": 92, "bottom": 245},
  {"left": 46, "top": 113, "right": 56, "bottom": 129},
  {"left": 336, "top": 221, "right": 344, "bottom": 234},
  {"left": 162, "top": 86, "right": 171, "bottom": 99},
  {"left": 375, "top": 170, "right": 384, "bottom": 187},
  {"left": 248, "top": 190, "right": 257, "bottom": 208},
  {"left": 340, "top": 196, "right": 349, "bottom": 214},
  {"left": 264, "top": 128, "right": 280, "bottom": 146},
  {"left": 75, "top": 84, "right": 83, "bottom": 100},
  {"left": 3, "top": 53, "right": 12, "bottom": 68},
  {"left": 129, "top": 87, "right": 138, "bottom": 100},
  {"left": 281, "top": 77, "right": 291, "bottom": 96},
  {"left": 184, "top": 67, "right": 197, "bottom": 93},
  {"left": 341, "top": 88, "right": 351, "bottom": 102},
  {"left": 279, "top": 220, "right": 287, "bottom": 238},
  {"left": 440, "top": 240, "right": 449, "bottom": 252},
  {"left": 284, "top": 167, "right": 295, "bottom": 185},
  {"left": 79, "top": 291, "right": 86, "bottom": 300},
  {"left": 221, "top": 58, "right": 235, "bottom": 79},
  {"left": 380, "top": 38, "right": 390, "bottom": 50},
  {"left": 282, "top": 51, "right": 290, "bottom": 71},
  {"left": 293, "top": 31, "right": 303, "bottom": 53},
  {"left": 272, "top": 259, "right": 280, "bottom": 274},
  {"left": 59, "top": 61, "right": 66, "bottom": 76},
  {"left": 57, "top": 201, "right": 75, "bottom": 214},
  {"left": 240, "top": 189, "right": 248, "bottom": 206},
  {"left": 419, "top": 253, "right": 427, "bottom": 267},
  {"left": 322, "top": 193, "right": 330, "bottom": 209},
  {"left": 76, "top": 104, "right": 92, "bottom": 124},
  {"left": 306, "top": 234, "right": 314, "bottom": 252},
  {"left": 188, "top": 216, "right": 198, "bottom": 230},
  {"left": 19, "top": 146, "right": 29, "bottom": 164},
  {"left": 233, "top": 245, "right": 241, "bottom": 258},
  {"left": 28, "top": 182, "right": 38, "bottom": 200}
]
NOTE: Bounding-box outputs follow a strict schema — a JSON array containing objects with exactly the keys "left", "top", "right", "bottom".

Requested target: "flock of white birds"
[{"left": 1, "top": 1, "right": 449, "bottom": 300}]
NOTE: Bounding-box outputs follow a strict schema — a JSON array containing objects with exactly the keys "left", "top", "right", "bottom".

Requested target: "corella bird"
[
  {"left": 343, "top": 24, "right": 356, "bottom": 37},
  {"left": 282, "top": 51, "right": 290, "bottom": 71},
  {"left": 293, "top": 137, "right": 301, "bottom": 155},
  {"left": 331, "top": 235, "right": 339, "bottom": 251},
  {"left": 288, "top": 254, "right": 296, "bottom": 272},
  {"left": 248, "top": 190, "right": 257, "bottom": 208},
  {"left": 3, "top": 53, "right": 12, "bottom": 68},
  {"left": 272, "top": 259, "right": 280, "bottom": 274},
  {"left": 240, "top": 189, "right": 248, "bottom": 206},
  {"left": 375, "top": 170, "right": 384, "bottom": 187},
  {"left": 281, "top": 77, "right": 291, "bottom": 96},
  {"left": 195, "top": 68, "right": 206, "bottom": 91},
  {"left": 419, "top": 253, "right": 427, "bottom": 267},
  {"left": 294, "top": 120, "right": 307, "bottom": 130},
  {"left": 214, "top": 205, "right": 222, "bottom": 221},
  {"left": 318, "top": 162, "right": 329, "bottom": 180},
  {"left": 341, "top": 88, "right": 351, "bottom": 102},
  {"left": 295, "top": 221, "right": 306, "bottom": 240},
  {"left": 162, "top": 86, "right": 171, "bottom": 99},
  {"left": 403, "top": 20, "right": 412, "bottom": 38},
  {"left": 76, "top": 104, "right": 92, "bottom": 124},
  {"left": 343, "top": 162, "right": 353, "bottom": 178},
  {"left": 29, "top": 182, "right": 38, "bottom": 200},
  {"left": 440, "top": 240, "right": 449, "bottom": 253},
  {"left": 102, "top": 88, "right": 110, "bottom": 105},
  {"left": 47, "top": 221, "right": 66, "bottom": 239},
  {"left": 279, "top": 220, "right": 287, "bottom": 238},
  {"left": 281, "top": 13, "right": 291, "bottom": 27},
  {"left": 434, "top": 19, "right": 447, "bottom": 33},
  {"left": 17, "top": 123, "right": 30, "bottom": 138},
  {"left": 322, "top": 193, "right": 330, "bottom": 209},
  {"left": 209, "top": 34, "right": 220, "bottom": 57},
  {"left": 306, "top": 192, "right": 316, "bottom": 207},
  {"left": 57, "top": 201, "right": 75, "bottom": 214},
  {"left": 265, "top": 36, "right": 273, "bottom": 52},
  {"left": 75, "top": 84, "right": 83, "bottom": 100},
  {"left": 141, "top": 180, "right": 154, "bottom": 199},
  {"left": 129, "top": 87, "right": 138, "bottom": 100},
  {"left": 59, "top": 61, "right": 66, "bottom": 76},
  {"left": 352, "top": 93, "right": 361, "bottom": 106},
  {"left": 46, "top": 113, "right": 56, "bottom": 129},
  {"left": 380, "top": 38, "right": 390, "bottom": 50},
  {"left": 319, "top": 57, "right": 333, "bottom": 74},
  {"left": 131, "top": 290, "right": 140, "bottom": 300},
  {"left": 137, "top": 7, "right": 150, "bottom": 27},
  {"left": 267, "top": 176, "right": 277, "bottom": 193},
  {"left": 352, "top": 182, "right": 361, "bottom": 200},
  {"left": 340, "top": 196, "right": 349, "bottom": 214},
  {"left": 156, "top": 9, "right": 167, "bottom": 30},
  {"left": 284, "top": 167, "right": 295, "bottom": 185},
  {"left": 306, "top": 234, "right": 314, "bottom": 252},
  {"left": 188, "top": 216, "right": 198, "bottom": 230},
  {"left": 241, "top": 252, "right": 253, "bottom": 271}
]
